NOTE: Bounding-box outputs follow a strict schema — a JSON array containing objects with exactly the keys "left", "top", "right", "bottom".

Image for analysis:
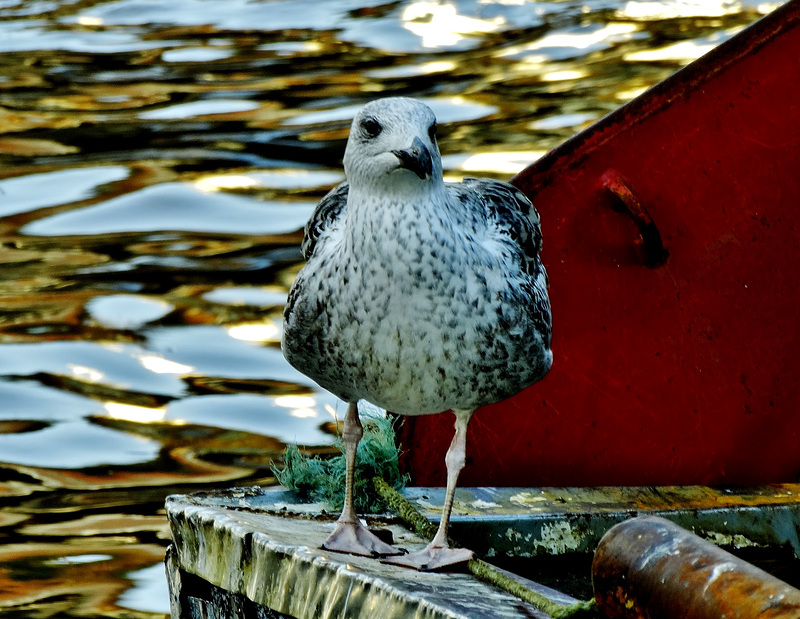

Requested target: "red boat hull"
[{"left": 400, "top": 0, "right": 800, "bottom": 487}]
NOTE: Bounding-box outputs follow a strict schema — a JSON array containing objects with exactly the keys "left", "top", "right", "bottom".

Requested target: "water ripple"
[{"left": 0, "top": 0, "right": 781, "bottom": 615}]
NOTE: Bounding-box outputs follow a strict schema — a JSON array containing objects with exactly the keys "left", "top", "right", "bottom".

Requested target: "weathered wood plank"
[
  {"left": 404, "top": 484, "right": 800, "bottom": 558},
  {"left": 166, "top": 484, "right": 800, "bottom": 618},
  {"left": 165, "top": 487, "right": 576, "bottom": 619}
]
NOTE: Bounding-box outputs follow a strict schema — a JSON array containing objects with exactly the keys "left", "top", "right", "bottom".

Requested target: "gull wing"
[
  {"left": 453, "top": 177, "right": 545, "bottom": 279},
  {"left": 301, "top": 182, "right": 349, "bottom": 260}
]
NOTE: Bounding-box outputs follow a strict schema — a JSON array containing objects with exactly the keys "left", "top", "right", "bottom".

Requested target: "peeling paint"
[
  {"left": 509, "top": 492, "right": 548, "bottom": 506},
  {"left": 533, "top": 521, "right": 582, "bottom": 554},
  {"left": 504, "top": 527, "right": 522, "bottom": 542},
  {"left": 471, "top": 500, "right": 501, "bottom": 509},
  {"left": 703, "top": 531, "right": 764, "bottom": 549}
]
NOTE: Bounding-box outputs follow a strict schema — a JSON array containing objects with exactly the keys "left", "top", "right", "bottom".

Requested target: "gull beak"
[{"left": 392, "top": 136, "right": 433, "bottom": 180}]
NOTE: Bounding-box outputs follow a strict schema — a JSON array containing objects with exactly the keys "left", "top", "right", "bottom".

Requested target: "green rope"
[
  {"left": 372, "top": 477, "right": 597, "bottom": 618},
  {"left": 373, "top": 476, "right": 440, "bottom": 541}
]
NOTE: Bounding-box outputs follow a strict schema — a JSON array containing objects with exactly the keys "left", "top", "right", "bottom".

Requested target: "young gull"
[{"left": 282, "top": 97, "right": 552, "bottom": 570}]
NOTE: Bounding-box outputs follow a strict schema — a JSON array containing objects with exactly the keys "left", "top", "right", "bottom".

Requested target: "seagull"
[{"left": 282, "top": 97, "right": 552, "bottom": 570}]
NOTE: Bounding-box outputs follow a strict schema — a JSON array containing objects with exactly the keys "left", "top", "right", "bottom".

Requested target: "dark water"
[{"left": 0, "top": 0, "right": 779, "bottom": 615}]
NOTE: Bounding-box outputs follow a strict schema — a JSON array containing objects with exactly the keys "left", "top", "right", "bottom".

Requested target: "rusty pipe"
[{"left": 593, "top": 516, "right": 800, "bottom": 618}]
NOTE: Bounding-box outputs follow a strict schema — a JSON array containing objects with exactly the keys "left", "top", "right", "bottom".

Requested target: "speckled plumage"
[
  {"left": 283, "top": 97, "right": 552, "bottom": 416},
  {"left": 282, "top": 96, "right": 552, "bottom": 568}
]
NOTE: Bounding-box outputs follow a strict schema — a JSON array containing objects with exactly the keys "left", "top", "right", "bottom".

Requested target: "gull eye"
[
  {"left": 428, "top": 122, "right": 437, "bottom": 143},
  {"left": 361, "top": 117, "right": 382, "bottom": 139}
]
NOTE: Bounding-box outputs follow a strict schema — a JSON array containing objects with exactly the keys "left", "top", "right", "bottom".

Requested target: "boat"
[{"left": 399, "top": 0, "right": 800, "bottom": 489}]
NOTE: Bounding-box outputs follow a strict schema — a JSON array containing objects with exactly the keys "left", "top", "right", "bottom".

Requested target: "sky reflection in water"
[{"left": 0, "top": 0, "right": 780, "bottom": 615}]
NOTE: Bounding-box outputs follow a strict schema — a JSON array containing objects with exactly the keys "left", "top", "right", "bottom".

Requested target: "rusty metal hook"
[{"left": 601, "top": 169, "right": 669, "bottom": 268}]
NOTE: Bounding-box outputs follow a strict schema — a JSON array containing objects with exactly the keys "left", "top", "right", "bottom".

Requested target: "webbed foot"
[
  {"left": 382, "top": 544, "right": 473, "bottom": 571},
  {"left": 322, "top": 519, "right": 403, "bottom": 557}
]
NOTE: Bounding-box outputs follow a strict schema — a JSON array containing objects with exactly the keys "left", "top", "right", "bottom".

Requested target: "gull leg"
[
  {"left": 384, "top": 409, "right": 475, "bottom": 571},
  {"left": 322, "top": 401, "right": 401, "bottom": 557}
]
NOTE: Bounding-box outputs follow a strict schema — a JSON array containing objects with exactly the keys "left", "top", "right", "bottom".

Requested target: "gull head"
[{"left": 343, "top": 97, "right": 442, "bottom": 191}]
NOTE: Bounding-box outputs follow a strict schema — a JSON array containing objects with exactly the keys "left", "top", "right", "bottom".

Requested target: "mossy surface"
[{"left": 273, "top": 413, "right": 407, "bottom": 514}]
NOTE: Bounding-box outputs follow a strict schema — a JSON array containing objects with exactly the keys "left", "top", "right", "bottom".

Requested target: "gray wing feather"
[
  {"left": 285, "top": 181, "right": 348, "bottom": 326},
  {"left": 301, "top": 182, "right": 349, "bottom": 260},
  {"left": 456, "top": 177, "right": 544, "bottom": 278},
  {"left": 451, "top": 177, "right": 551, "bottom": 344}
]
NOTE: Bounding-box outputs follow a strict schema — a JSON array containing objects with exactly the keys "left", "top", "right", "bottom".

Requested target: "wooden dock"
[{"left": 165, "top": 484, "right": 800, "bottom": 618}]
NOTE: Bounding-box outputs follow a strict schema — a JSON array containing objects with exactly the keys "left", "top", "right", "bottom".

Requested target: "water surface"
[{"left": 0, "top": 0, "right": 779, "bottom": 615}]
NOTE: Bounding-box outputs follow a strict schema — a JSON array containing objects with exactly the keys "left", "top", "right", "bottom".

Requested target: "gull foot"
[
  {"left": 382, "top": 545, "right": 473, "bottom": 571},
  {"left": 322, "top": 520, "right": 403, "bottom": 557}
]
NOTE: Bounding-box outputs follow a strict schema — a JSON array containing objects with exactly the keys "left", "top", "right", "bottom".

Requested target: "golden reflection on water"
[
  {"left": 226, "top": 322, "right": 282, "bottom": 344},
  {"left": 402, "top": 2, "right": 505, "bottom": 48},
  {"left": 0, "top": 541, "right": 166, "bottom": 613},
  {"left": 104, "top": 402, "right": 169, "bottom": 423},
  {"left": 0, "top": 0, "right": 782, "bottom": 615}
]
